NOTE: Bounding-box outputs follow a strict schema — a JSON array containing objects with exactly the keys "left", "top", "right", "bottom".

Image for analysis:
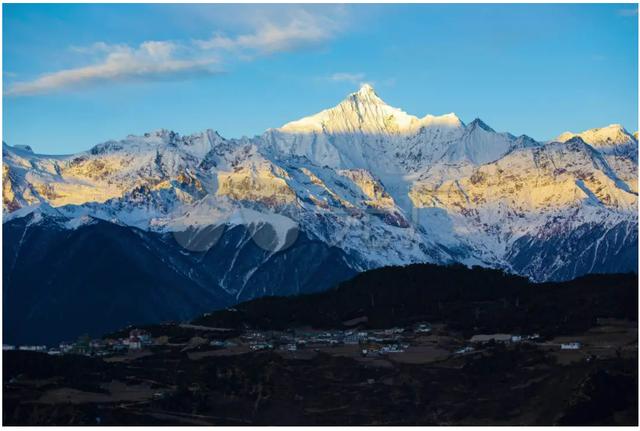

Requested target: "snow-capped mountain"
[
  {"left": 555, "top": 124, "right": 638, "bottom": 193},
  {"left": 3, "top": 84, "right": 637, "bottom": 342}
]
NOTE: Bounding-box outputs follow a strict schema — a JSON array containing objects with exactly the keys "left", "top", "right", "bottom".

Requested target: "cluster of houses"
[
  {"left": 451, "top": 333, "right": 544, "bottom": 355},
  {"left": 362, "top": 343, "right": 408, "bottom": 356},
  {"left": 3, "top": 329, "right": 157, "bottom": 357},
  {"left": 5, "top": 322, "right": 585, "bottom": 360},
  {"left": 6, "top": 325, "right": 422, "bottom": 358},
  {"left": 83, "top": 329, "right": 155, "bottom": 355},
  {"left": 3, "top": 344, "right": 47, "bottom": 352},
  {"left": 469, "top": 333, "right": 541, "bottom": 344},
  {"left": 207, "top": 325, "right": 430, "bottom": 355},
  {"left": 60, "top": 329, "right": 155, "bottom": 356},
  {"left": 461, "top": 333, "right": 582, "bottom": 352}
]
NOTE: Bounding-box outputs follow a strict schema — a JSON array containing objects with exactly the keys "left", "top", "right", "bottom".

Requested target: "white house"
[
  {"left": 18, "top": 345, "right": 46, "bottom": 352},
  {"left": 561, "top": 342, "right": 581, "bottom": 350},
  {"left": 416, "top": 323, "right": 432, "bottom": 333},
  {"left": 128, "top": 337, "right": 142, "bottom": 350}
]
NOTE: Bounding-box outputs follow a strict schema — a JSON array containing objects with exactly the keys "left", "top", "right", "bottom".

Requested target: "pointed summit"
[
  {"left": 358, "top": 82, "right": 375, "bottom": 93},
  {"left": 468, "top": 118, "right": 495, "bottom": 133},
  {"left": 356, "top": 83, "right": 375, "bottom": 96},
  {"left": 350, "top": 83, "right": 383, "bottom": 105},
  {"left": 278, "top": 83, "right": 465, "bottom": 136},
  {"left": 279, "top": 83, "right": 419, "bottom": 135}
]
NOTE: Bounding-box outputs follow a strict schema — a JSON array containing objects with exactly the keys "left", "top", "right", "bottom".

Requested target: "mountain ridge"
[{"left": 3, "top": 83, "right": 637, "bottom": 344}]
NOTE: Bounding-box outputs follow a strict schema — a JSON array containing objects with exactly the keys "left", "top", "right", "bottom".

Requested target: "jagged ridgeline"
[{"left": 3, "top": 84, "right": 638, "bottom": 344}]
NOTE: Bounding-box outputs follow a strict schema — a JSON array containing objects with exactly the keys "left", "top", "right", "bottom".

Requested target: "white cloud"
[
  {"left": 7, "top": 41, "right": 219, "bottom": 96},
  {"left": 195, "top": 10, "right": 340, "bottom": 55},
  {"left": 7, "top": 8, "right": 347, "bottom": 96},
  {"left": 329, "top": 72, "right": 366, "bottom": 84}
]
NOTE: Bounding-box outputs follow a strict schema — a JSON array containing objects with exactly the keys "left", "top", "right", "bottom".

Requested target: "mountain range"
[{"left": 3, "top": 84, "right": 638, "bottom": 343}]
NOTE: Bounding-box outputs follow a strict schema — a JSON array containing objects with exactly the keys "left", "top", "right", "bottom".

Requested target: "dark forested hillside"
[
  {"left": 193, "top": 264, "right": 637, "bottom": 337},
  {"left": 3, "top": 214, "right": 356, "bottom": 345}
]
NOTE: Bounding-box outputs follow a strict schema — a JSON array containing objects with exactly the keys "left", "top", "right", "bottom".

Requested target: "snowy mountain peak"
[
  {"left": 358, "top": 82, "right": 375, "bottom": 93},
  {"left": 13, "top": 144, "right": 34, "bottom": 153},
  {"left": 3, "top": 142, "right": 34, "bottom": 156},
  {"left": 435, "top": 117, "right": 518, "bottom": 165},
  {"left": 468, "top": 118, "right": 495, "bottom": 133},
  {"left": 277, "top": 84, "right": 466, "bottom": 139},
  {"left": 350, "top": 83, "right": 384, "bottom": 104},
  {"left": 556, "top": 124, "right": 636, "bottom": 149},
  {"left": 278, "top": 84, "right": 421, "bottom": 136}
]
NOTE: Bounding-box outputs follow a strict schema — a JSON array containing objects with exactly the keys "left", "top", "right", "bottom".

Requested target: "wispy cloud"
[
  {"left": 328, "top": 72, "right": 366, "bottom": 84},
  {"left": 7, "top": 8, "right": 346, "bottom": 96},
  {"left": 7, "top": 41, "right": 219, "bottom": 96},
  {"left": 195, "top": 10, "right": 339, "bottom": 55}
]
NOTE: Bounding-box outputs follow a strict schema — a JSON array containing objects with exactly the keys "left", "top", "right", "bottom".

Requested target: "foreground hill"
[
  {"left": 3, "top": 264, "right": 637, "bottom": 425},
  {"left": 192, "top": 263, "right": 637, "bottom": 336}
]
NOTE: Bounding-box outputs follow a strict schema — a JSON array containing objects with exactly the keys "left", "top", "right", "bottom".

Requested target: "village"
[
  {"left": 3, "top": 328, "right": 154, "bottom": 356},
  {"left": 3, "top": 317, "right": 637, "bottom": 426},
  {"left": 5, "top": 319, "right": 616, "bottom": 365}
]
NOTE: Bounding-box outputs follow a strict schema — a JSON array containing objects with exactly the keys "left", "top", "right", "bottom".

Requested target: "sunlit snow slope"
[{"left": 3, "top": 84, "right": 637, "bottom": 294}]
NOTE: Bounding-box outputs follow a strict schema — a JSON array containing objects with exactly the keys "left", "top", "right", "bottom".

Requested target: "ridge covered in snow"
[
  {"left": 556, "top": 124, "right": 636, "bottom": 150},
  {"left": 3, "top": 83, "right": 638, "bottom": 283}
]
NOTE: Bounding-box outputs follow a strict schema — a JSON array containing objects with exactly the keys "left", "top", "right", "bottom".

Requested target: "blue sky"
[{"left": 3, "top": 3, "right": 638, "bottom": 154}]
